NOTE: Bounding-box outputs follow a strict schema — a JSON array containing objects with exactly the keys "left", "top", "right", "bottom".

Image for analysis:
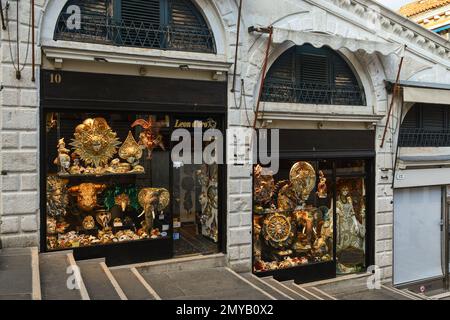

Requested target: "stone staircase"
[{"left": 0, "top": 247, "right": 432, "bottom": 300}]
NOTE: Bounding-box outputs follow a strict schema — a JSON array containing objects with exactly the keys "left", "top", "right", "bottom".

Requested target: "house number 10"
[{"left": 50, "top": 73, "right": 62, "bottom": 84}]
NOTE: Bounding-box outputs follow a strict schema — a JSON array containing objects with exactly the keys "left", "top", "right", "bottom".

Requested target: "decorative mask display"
[
  {"left": 262, "top": 212, "right": 296, "bottom": 250},
  {"left": 82, "top": 215, "right": 96, "bottom": 230},
  {"left": 46, "top": 176, "right": 69, "bottom": 218},
  {"left": 103, "top": 186, "right": 139, "bottom": 212},
  {"left": 131, "top": 117, "right": 165, "bottom": 160},
  {"left": 47, "top": 217, "right": 57, "bottom": 234},
  {"left": 119, "top": 131, "right": 143, "bottom": 166},
  {"left": 115, "top": 193, "right": 131, "bottom": 212},
  {"left": 197, "top": 164, "right": 219, "bottom": 242},
  {"left": 138, "top": 188, "right": 170, "bottom": 233},
  {"left": 95, "top": 210, "right": 112, "bottom": 230},
  {"left": 54, "top": 138, "right": 71, "bottom": 174},
  {"left": 68, "top": 183, "right": 107, "bottom": 212},
  {"left": 253, "top": 161, "right": 335, "bottom": 273},
  {"left": 254, "top": 165, "right": 275, "bottom": 208},
  {"left": 336, "top": 178, "right": 366, "bottom": 274},
  {"left": 289, "top": 161, "right": 316, "bottom": 202},
  {"left": 70, "top": 118, "right": 121, "bottom": 168}
]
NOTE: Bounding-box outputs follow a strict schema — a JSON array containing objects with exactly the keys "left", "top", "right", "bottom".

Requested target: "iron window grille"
[
  {"left": 54, "top": 0, "right": 216, "bottom": 54},
  {"left": 262, "top": 45, "right": 366, "bottom": 106},
  {"left": 262, "top": 79, "right": 366, "bottom": 106},
  {"left": 399, "top": 128, "right": 450, "bottom": 147}
]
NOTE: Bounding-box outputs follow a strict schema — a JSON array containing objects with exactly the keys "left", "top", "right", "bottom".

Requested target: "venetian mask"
[
  {"left": 115, "top": 193, "right": 130, "bottom": 212},
  {"left": 138, "top": 188, "right": 170, "bottom": 233},
  {"left": 254, "top": 165, "right": 275, "bottom": 206},
  {"left": 46, "top": 176, "right": 69, "bottom": 218},
  {"left": 119, "top": 131, "right": 143, "bottom": 164},
  {"left": 68, "top": 183, "right": 107, "bottom": 212},
  {"left": 47, "top": 217, "right": 57, "bottom": 234},
  {"left": 70, "top": 118, "right": 121, "bottom": 168},
  {"left": 96, "top": 210, "right": 112, "bottom": 229},
  {"left": 131, "top": 117, "right": 165, "bottom": 160},
  {"left": 82, "top": 215, "right": 95, "bottom": 230}
]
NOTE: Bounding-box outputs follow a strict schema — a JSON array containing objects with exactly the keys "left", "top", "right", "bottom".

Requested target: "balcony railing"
[
  {"left": 54, "top": 13, "right": 216, "bottom": 54},
  {"left": 399, "top": 128, "right": 450, "bottom": 147},
  {"left": 261, "top": 80, "right": 366, "bottom": 106}
]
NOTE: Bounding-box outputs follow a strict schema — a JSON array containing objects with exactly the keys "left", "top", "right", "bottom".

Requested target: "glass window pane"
[
  {"left": 336, "top": 176, "right": 367, "bottom": 274},
  {"left": 45, "top": 112, "right": 171, "bottom": 250},
  {"left": 253, "top": 160, "right": 334, "bottom": 273}
]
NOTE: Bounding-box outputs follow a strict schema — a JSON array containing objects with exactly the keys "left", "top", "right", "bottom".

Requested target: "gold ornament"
[
  {"left": 131, "top": 117, "right": 165, "bottom": 160},
  {"left": 119, "top": 131, "right": 143, "bottom": 164},
  {"left": 289, "top": 161, "right": 316, "bottom": 201},
  {"left": 114, "top": 193, "right": 130, "bottom": 212},
  {"left": 95, "top": 210, "right": 112, "bottom": 230},
  {"left": 254, "top": 165, "right": 275, "bottom": 206},
  {"left": 68, "top": 183, "right": 107, "bottom": 212},
  {"left": 46, "top": 176, "right": 69, "bottom": 218},
  {"left": 262, "top": 212, "right": 296, "bottom": 250},
  {"left": 138, "top": 188, "right": 170, "bottom": 233},
  {"left": 70, "top": 118, "right": 121, "bottom": 168},
  {"left": 82, "top": 215, "right": 96, "bottom": 230}
]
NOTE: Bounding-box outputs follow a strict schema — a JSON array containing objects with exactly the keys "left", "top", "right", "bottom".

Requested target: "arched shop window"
[
  {"left": 399, "top": 103, "right": 450, "bottom": 147},
  {"left": 262, "top": 44, "right": 366, "bottom": 106},
  {"left": 54, "top": 0, "right": 216, "bottom": 53}
]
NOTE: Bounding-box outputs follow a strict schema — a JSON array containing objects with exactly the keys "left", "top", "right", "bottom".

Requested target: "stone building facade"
[{"left": 0, "top": 0, "right": 449, "bottom": 284}]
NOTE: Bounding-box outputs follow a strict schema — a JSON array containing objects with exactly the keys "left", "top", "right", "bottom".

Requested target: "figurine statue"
[
  {"left": 131, "top": 117, "right": 165, "bottom": 160},
  {"left": 54, "top": 138, "right": 71, "bottom": 174},
  {"left": 138, "top": 188, "right": 170, "bottom": 234},
  {"left": 316, "top": 170, "right": 328, "bottom": 199}
]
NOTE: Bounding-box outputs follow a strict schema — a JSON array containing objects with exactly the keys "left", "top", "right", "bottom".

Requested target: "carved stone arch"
[{"left": 39, "top": 0, "right": 236, "bottom": 56}]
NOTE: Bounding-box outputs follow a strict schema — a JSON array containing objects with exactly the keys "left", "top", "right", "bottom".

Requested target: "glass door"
[{"left": 171, "top": 116, "right": 222, "bottom": 257}]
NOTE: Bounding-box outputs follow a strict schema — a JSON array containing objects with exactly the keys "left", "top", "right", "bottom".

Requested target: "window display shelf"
[{"left": 56, "top": 171, "right": 146, "bottom": 178}]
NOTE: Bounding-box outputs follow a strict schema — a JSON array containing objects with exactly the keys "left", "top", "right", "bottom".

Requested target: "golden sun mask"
[{"left": 70, "top": 118, "right": 121, "bottom": 168}]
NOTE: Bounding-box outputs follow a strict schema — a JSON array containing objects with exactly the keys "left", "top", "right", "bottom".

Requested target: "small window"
[
  {"left": 399, "top": 104, "right": 450, "bottom": 147},
  {"left": 262, "top": 45, "right": 366, "bottom": 106},
  {"left": 54, "top": 0, "right": 216, "bottom": 53}
]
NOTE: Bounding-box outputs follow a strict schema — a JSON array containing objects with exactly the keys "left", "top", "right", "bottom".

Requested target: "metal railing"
[
  {"left": 399, "top": 128, "right": 450, "bottom": 147},
  {"left": 54, "top": 13, "right": 216, "bottom": 54},
  {"left": 261, "top": 79, "right": 366, "bottom": 106}
]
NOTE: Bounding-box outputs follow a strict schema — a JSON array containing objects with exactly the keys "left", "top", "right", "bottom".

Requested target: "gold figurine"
[
  {"left": 54, "top": 138, "right": 71, "bottom": 175},
  {"left": 138, "top": 188, "right": 170, "bottom": 234},
  {"left": 70, "top": 118, "right": 121, "bottom": 168},
  {"left": 68, "top": 183, "right": 107, "bottom": 212},
  {"left": 131, "top": 117, "right": 165, "bottom": 160},
  {"left": 316, "top": 170, "right": 328, "bottom": 199}
]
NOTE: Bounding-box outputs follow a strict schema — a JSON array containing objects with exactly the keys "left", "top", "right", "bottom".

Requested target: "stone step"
[
  {"left": 39, "top": 251, "right": 87, "bottom": 300},
  {"left": 261, "top": 277, "right": 307, "bottom": 300},
  {"left": 120, "top": 253, "right": 226, "bottom": 274},
  {"left": 239, "top": 273, "right": 290, "bottom": 300},
  {"left": 77, "top": 259, "right": 125, "bottom": 300},
  {"left": 280, "top": 280, "right": 330, "bottom": 300},
  {"left": 110, "top": 267, "right": 158, "bottom": 300},
  {"left": 0, "top": 247, "right": 40, "bottom": 300}
]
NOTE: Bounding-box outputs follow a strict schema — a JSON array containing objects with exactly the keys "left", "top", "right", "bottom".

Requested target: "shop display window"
[
  {"left": 45, "top": 112, "right": 172, "bottom": 250},
  {"left": 253, "top": 159, "right": 369, "bottom": 275}
]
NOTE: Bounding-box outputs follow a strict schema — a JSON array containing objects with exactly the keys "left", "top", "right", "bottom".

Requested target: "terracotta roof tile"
[{"left": 399, "top": 0, "right": 450, "bottom": 17}]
